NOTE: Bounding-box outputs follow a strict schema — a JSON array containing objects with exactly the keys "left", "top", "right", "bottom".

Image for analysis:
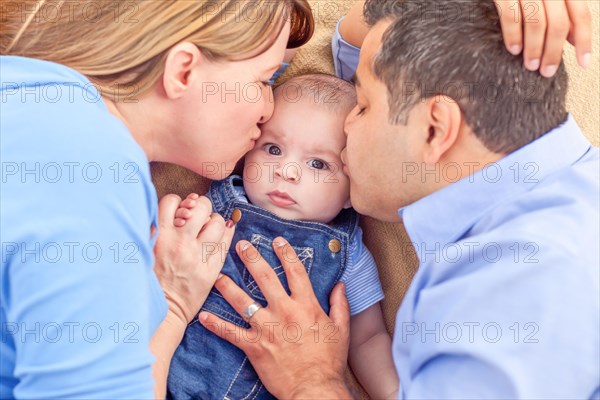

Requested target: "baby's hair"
[{"left": 274, "top": 73, "right": 357, "bottom": 116}]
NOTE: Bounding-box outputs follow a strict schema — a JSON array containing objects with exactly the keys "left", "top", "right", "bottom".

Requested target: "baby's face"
[{"left": 243, "top": 97, "right": 351, "bottom": 223}]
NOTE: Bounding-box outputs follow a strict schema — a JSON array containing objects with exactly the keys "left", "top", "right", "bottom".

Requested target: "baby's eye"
[
  {"left": 308, "top": 159, "right": 328, "bottom": 170},
  {"left": 264, "top": 144, "right": 282, "bottom": 156}
]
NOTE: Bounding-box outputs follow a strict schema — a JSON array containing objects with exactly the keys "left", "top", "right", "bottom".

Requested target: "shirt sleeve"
[
  {"left": 340, "top": 228, "right": 384, "bottom": 316},
  {"left": 1, "top": 80, "right": 164, "bottom": 398},
  {"left": 332, "top": 17, "right": 361, "bottom": 81}
]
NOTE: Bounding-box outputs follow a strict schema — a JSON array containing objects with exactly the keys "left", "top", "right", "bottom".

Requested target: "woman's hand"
[
  {"left": 154, "top": 193, "right": 235, "bottom": 325},
  {"left": 151, "top": 193, "right": 235, "bottom": 399},
  {"left": 495, "top": 0, "right": 593, "bottom": 77},
  {"left": 198, "top": 237, "right": 353, "bottom": 399}
]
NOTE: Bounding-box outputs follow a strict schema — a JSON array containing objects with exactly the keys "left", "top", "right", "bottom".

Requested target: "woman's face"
[{"left": 170, "top": 21, "right": 291, "bottom": 180}]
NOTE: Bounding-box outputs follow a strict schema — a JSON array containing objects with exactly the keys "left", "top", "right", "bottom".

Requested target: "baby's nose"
[{"left": 276, "top": 163, "right": 301, "bottom": 182}]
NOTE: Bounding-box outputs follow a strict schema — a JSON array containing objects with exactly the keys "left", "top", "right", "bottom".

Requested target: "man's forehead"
[{"left": 356, "top": 19, "right": 393, "bottom": 84}]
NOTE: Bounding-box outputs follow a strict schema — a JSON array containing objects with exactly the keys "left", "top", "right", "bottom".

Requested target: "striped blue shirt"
[{"left": 233, "top": 185, "right": 384, "bottom": 316}]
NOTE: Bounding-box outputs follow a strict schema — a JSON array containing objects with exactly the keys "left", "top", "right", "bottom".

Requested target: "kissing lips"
[{"left": 268, "top": 191, "right": 296, "bottom": 207}]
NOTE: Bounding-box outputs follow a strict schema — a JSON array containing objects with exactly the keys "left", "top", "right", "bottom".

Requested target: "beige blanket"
[{"left": 151, "top": 1, "right": 599, "bottom": 397}]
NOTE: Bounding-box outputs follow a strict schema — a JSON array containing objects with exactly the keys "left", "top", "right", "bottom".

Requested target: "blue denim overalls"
[{"left": 167, "top": 176, "right": 358, "bottom": 399}]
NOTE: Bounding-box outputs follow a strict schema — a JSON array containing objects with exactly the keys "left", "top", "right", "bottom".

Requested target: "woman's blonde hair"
[{"left": 1, "top": 0, "right": 313, "bottom": 101}]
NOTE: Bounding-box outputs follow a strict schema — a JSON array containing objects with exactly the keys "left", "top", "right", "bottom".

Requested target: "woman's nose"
[{"left": 258, "top": 86, "right": 275, "bottom": 124}]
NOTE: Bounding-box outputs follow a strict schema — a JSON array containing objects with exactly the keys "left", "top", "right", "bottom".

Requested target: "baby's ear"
[{"left": 343, "top": 197, "right": 352, "bottom": 209}]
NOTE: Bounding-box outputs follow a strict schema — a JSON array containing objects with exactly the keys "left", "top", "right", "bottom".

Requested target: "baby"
[{"left": 167, "top": 74, "right": 398, "bottom": 399}]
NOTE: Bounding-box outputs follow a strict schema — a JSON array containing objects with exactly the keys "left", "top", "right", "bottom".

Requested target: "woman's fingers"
[
  {"left": 236, "top": 240, "right": 289, "bottom": 304},
  {"left": 179, "top": 197, "right": 197, "bottom": 209},
  {"left": 218, "top": 219, "right": 236, "bottom": 265},
  {"left": 175, "top": 207, "right": 192, "bottom": 220},
  {"left": 539, "top": 0, "right": 570, "bottom": 77},
  {"left": 565, "top": 0, "right": 593, "bottom": 68},
  {"left": 496, "top": 0, "right": 593, "bottom": 76},
  {"left": 197, "top": 213, "right": 226, "bottom": 242},
  {"left": 179, "top": 196, "right": 212, "bottom": 237},
  {"left": 272, "top": 237, "right": 316, "bottom": 299},
  {"left": 520, "top": 0, "right": 547, "bottom": 72},
  {"left": 157, "top": 194, "right": 182, "bottom": 229},
  {"left": 495, "top": 0, "right": 524, "bottom": 55}
]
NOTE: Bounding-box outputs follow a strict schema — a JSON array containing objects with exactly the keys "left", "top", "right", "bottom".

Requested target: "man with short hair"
[{"left": 201, "top": 1, "right": 599, "bottom": 398}]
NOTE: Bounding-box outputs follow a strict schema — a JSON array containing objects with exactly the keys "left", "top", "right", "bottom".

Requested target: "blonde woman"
[{"left": 0, "top": 1, "right": 312, "bottom": 398}]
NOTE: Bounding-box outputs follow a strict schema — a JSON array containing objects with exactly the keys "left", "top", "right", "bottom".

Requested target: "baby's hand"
[{"left": 174, "top": 193, "right": 211, "bottom": 227}]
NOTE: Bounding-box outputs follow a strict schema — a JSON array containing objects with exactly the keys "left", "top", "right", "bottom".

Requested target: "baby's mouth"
[{"left": 267, "top": 190, "right": 296, "bottom": 207}]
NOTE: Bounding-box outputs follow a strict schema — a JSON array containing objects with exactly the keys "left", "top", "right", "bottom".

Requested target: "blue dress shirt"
[
  {"left": 1, "top": 56, "right": 167, "bottom": 398},
  {"left": 393, "top": 115, "right": 600, "bottom": 399}
]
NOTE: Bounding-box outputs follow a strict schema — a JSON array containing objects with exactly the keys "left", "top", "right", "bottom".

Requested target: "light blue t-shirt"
[
  {"left": 394, "top": 116, "right": 600, "bottom": 399},
  {"left": 1, "top": 56, "right": 167, "bottom": 398}
]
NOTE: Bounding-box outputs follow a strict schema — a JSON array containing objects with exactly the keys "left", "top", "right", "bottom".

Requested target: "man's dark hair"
[{"left": 363, "top": 0, "right": 568, "bottom": 154}]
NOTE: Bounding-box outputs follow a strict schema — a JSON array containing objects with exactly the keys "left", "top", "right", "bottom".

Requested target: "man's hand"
[
  {"left": 495, "top": 0, "right": 593, "bottom": 77},
  {"left": 198, "top": 237, "right": 353, "bottom": 399}
]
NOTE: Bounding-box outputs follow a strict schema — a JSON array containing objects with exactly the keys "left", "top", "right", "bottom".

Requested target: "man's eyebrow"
[{"left": 351, "top": 72, "right": 361, "bottom": 87}]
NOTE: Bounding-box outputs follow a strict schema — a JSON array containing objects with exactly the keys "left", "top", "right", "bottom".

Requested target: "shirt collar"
[{"left": 398, "top": 115, "right": 592, "bottom": 250}]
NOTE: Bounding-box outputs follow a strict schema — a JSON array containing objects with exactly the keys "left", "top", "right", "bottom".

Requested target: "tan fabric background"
[{"left": 151, "top": 1, "right": 599, "bottom": 397}]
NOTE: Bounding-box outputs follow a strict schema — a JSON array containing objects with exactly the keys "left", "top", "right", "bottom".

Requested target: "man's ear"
[
  {"left": 422, "top": 96, "right": 463, "bottom": 164},
  {"left": 163, "top": 42, "right": 203, "bottom": 100}
]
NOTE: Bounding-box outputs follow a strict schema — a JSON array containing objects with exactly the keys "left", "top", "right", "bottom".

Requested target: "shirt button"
[
  {"left": 328, "top": 239, "right": 341, "bottom": 254},
  {"left": 231, "top": 208, "right": 242, "bottom": 223}
]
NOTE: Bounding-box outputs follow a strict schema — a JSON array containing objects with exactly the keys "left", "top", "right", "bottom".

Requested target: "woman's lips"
[
  {"left": 267, "top": 191, "right": 296, "bottom": 207},
  {"left": 340, "top": 149, "right": 349, "bottom": 175}
]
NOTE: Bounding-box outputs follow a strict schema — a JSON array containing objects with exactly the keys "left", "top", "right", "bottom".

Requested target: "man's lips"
[{"left": 267, "top": 191, "right": 296, "bottom": 207}]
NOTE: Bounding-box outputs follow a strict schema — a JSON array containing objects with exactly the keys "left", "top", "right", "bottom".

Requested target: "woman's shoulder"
[{"left": 1, "top": 56, "right": 149, "bottom": 175}]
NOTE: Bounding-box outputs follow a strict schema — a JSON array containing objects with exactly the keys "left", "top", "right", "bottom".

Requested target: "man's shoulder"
[{"left": 476, "top": 147, "right": 599, "bottom": 246}]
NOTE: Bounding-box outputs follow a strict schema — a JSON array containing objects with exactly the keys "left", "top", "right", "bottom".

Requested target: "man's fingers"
[
  {"left": 198, "top": 312, "right": 250, "bottom": 352},
  {"left": 540, "top": 0, "right": 570, "bottom": 77},
  {"left": 273, "top": 237, "right": 316, "bottom": 299},
  {"left": 328, "top": 282, "right": 351, "bottom": 340},
  {"left": 213, "top": 274, "right": 264, "bottom": 322},
  {"left": 521, "top": 0, "right": 547, "bottom": 71},
  {"left": 566, "top": 0, "right": 593, "bottom": 68},
  {"left": 157, "top": 194, "right": 182, "bottom": 229},
  {"left": 236, "top": 241, "right": 289, "bottom": 303},
  {"left": 495, "top": 0, "right": 524, "bottom": 55}
]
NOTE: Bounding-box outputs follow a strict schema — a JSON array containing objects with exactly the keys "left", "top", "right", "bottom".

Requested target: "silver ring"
[{"left": 243, "top": 302, "right": 262, "bottom": 322}]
